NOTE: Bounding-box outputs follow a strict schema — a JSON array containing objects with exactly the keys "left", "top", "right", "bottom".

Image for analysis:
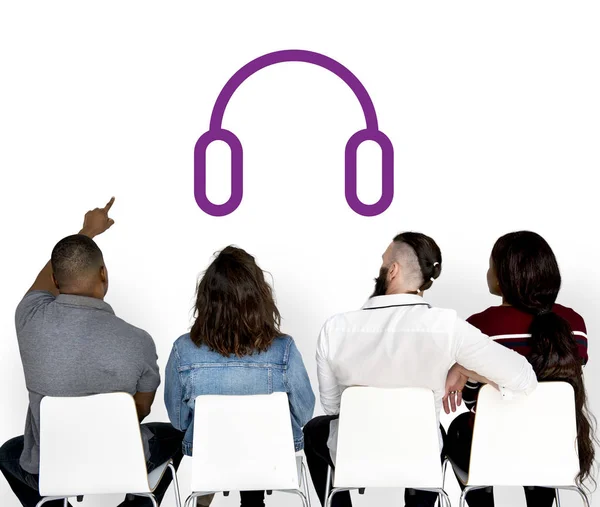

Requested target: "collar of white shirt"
[{"left": 361, "top": 293, "right": 432, "bottom": 311}]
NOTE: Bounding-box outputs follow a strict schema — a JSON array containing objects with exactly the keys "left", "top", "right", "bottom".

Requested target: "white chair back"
[
  {"left": 39, "top": 393, "right": 151, "bottom": 496},
  {"left": 468, "top": 382, "right": 579, "bottom": 486},
  {"left": 191, "top": 392, "right": 299, "bottom": 492},
  {"left": 334, "top": 387, "right": 443, "bottom": 489}
]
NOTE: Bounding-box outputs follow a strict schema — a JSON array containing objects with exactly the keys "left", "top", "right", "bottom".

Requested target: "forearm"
[
  {"left": 457, "top": 365, "right": 498, "bottom": 389},
  {"left": 454, "top": 319, "right": 537, "bottom": 395}
]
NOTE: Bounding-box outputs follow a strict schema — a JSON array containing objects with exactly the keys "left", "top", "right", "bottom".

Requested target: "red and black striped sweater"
[{"left": 462, "top": 304, "right": 588, "bottom": 412}]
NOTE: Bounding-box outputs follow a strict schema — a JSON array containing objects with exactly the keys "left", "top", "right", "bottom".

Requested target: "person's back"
[
  {"left": 446, "top": 231, "right": 597, "bottom": 507},
  {"left": 305, "top": 232, "right": 538, "bottom": 507},
  {"left": 171, "top": 332, "right": 304, "bottom": 397},
  {"left": 0, "top": 199, "right": 183, "bottom": 507},
  {"left": 320, "top": 299, "right": 463, "bottom": 415},
  {"left": 165, "top": 246, "right": 315, "bottom": 507},
  {"left": 16, "top": 291, "right": 158, "bottom": 472}
]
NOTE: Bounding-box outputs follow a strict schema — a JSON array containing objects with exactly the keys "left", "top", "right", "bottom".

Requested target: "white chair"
[
  {"left": 326, "top": 387, "right": 450, "bottom": 507},
  {"left": 36, "top": 393, "right": 182, "bottom": 507},
  {"left": 184, "top": 392, "right": 311, "bottom": 507},
  {"left": 447, "top": 382, "right": 589, "bottom": 507}
]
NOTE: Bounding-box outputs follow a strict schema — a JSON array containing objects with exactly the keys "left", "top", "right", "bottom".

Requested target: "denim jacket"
[{"left": 164, "top": 333, "right": 315, "bottom": 455}]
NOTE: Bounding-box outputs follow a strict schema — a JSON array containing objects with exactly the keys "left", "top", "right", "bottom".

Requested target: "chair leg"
[
  {"left": 301, "top": 459, "right": 312, "bottom": 507},
  {"left": 459, "top": 486, "right": 472, "bottom": 507},
  {"left": 184, "top": 494, "right": 197, "bottom": 507},
  {"left": 326, "top": 488, "right": 352, "bottom": 507},
  {"left": 168, "top": 462, "right": 182, "bottom": 507},
  {"left": 135, "top": 493, "right": 158, "bottom": 507},
  {"left": 555, "top": 488, "right": 561, "bottom": 507},
  {"left": 459, "top": 486, "right": 492, "bottom": 507},
  {"left": 324, "top": 466, "right": 333, "bottom": 504},
  {"left": 555, "top": 486, "right": 590, "bottom": 507},
  {"left": 442, "top": 457, "right": 449, "bottom": 489},
  {"left": 35, "top": 497, "right": 68, "bottom": 507},
  {"left": 289, "top": 489, "right": 310, "bottom": 507},
  {"left": 184, "top": 492, "right": 218, "bottom": 507},
  {"left": 439, "top": 489, "right": 451, "bottom": 507},
  {"left": 415, "top": 487, "right": 450, "bottom": 507},
  {"left": 576, "top": 487, "right": 591, "bottom": 507}
]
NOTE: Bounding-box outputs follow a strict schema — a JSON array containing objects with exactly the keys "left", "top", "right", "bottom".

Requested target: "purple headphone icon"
[{"left": 194, "top": 49, "right": 394, "bottom": 217}]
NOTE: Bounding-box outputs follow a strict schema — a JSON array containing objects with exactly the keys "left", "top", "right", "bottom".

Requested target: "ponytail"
[
  {"left": 529, "top": 311, "right": 596, "bottom": 487},
  {"left": 492, "top": 231, "right": 597, "bottom": 488}
]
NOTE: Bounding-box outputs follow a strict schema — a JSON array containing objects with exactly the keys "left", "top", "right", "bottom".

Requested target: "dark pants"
[
  {"left": 303, "top": 415, "right": 444, "bottom": 507},
  {"left": 0, "top": 423, "right": 184, "bottom": 507},
  {"left": 445, "top": 412, "right": 556, "bottom": 507},
  {"left": 239, "top": 491, "right": 265, "bottom": 506}
]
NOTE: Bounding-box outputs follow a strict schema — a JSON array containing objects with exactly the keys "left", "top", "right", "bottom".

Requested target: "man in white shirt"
[{"left": 303, "top": 232, "right": 537, "bottom": 507}]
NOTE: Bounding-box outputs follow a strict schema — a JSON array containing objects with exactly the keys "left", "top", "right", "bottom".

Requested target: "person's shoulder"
[
  {"left": 110, "top": 315, "right": 156, "bottom": 346},
  {"left": 15, "top": 290, "right": 57, "bottom": 332},
  {"left": 465, "top": 305, "right": 508, "bottom": 331},
  {"left": 16, "top": 290, "right": 56, "bottom": 312},
  {"left": 174, "top": 332, "right": 192, "bottom": 345},
  {"left": 321, "top": 309, "right": 359, "bottom": 330},
  {"left": 554, "top": 304, "right": 587, "bottom": 333},
  {"left": 273, "top": 334, "right": 293, "bottom": 345},
  {"left": 268, "top": 334, "right": 294, "bottom": 356},
  {"left": 172, "top": 332, "right": 195, "bottom": 352},
  {"left": 425, "top": 305, "right": 458, "bottom": 318}
]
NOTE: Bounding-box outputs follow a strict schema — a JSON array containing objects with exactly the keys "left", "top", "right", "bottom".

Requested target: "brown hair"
[{"left": 190, "top": 246, "right": 283, "bottom": 356}]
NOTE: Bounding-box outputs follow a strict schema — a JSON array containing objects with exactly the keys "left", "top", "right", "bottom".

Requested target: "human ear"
[{"left": 388, "top": 261, "right": 400, "bottom": 280}]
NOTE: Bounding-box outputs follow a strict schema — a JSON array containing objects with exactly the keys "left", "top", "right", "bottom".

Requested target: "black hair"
[
  {"left": 50, "top": 234, "right": 104, "bottom": 287},
  {"left": 393, "top": 232, "right": 442, "bottom": 291},
  {"left": 492, "top": 231, "right": 596, "bottom": 488}
]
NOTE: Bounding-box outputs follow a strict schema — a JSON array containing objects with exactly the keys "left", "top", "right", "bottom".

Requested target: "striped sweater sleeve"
[{"left": 462, "top": 379, "right": 482, "bottom": 412}]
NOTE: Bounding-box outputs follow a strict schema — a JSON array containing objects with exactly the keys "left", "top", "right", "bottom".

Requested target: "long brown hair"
[
  {"left": 492, "top": 232, "right": 597, "bottom": 488},
  {"left": 190, "top": 246, "right": 283, "bottom": 356}
]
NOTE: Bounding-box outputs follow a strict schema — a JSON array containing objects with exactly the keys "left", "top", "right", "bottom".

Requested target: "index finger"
[{"left": 103, "top": 197, "right": 115, "bottom": 212}]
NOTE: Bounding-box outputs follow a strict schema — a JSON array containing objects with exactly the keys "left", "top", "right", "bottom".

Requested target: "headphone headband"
[
  {"left": 209, "top": 49, "right": 380, "bottom": 131},
  {"left": 195, "top": 49, "right": 394, "bottom": 217}
]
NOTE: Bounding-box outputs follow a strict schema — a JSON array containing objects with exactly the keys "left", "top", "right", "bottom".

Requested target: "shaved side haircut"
[
  {"left": 392, "top": 232, "right": 442, "bottom": 292},
  {"left": 392, "top": 241, "right": 424, "bottom": 289}
]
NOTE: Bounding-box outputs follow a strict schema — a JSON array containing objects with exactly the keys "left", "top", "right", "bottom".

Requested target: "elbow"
[{"left": 137, "top": 405, "right": 151, "bottom": 421}]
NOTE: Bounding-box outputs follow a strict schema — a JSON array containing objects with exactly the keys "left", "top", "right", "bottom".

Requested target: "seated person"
[
  {"left": 0, "top": 199, "right": 183, "bottom": 507},
  {"left": 445, "top": 231, "right": 595, "bottom": 507},
  {"left": 304, "top": 232, "right": 538, "bottom": 507},
  {"left": 164, "top": 246, "right": 315, "bottom": 507}
]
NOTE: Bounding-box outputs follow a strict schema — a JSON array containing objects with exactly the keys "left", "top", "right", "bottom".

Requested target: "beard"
[{"left": 371, "top": 266, "right": 389, "bottom": 298}]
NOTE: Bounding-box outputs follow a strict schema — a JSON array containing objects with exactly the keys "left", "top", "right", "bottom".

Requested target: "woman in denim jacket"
[{"left": 165, "top": 246, "right": 315, "bottom": 507}]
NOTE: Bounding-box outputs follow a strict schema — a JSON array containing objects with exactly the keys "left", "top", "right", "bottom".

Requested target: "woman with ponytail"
[{"left": 445, "top": 231, "right": 595, "bottom": 507}]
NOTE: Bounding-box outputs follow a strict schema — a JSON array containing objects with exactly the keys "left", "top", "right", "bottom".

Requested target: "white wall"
[{"left": 0, "top": 2, "right": 598, "bottom": 506}]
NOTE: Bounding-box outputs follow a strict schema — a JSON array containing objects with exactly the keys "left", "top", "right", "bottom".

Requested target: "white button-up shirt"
[{"left": 316, "top": 294, "right": 538, "bottom": 456}]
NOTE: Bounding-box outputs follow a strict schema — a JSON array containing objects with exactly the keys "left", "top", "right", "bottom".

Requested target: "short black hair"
[{"left": 51, "top": 234, "right": 104, "bottom": 287}]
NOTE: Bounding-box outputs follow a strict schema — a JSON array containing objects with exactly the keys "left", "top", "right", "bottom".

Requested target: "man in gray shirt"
[{"left": 0, "top": 198, "right": 183, "bottom": 507}]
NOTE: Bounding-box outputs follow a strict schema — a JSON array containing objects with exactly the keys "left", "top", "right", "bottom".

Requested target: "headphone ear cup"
[
  {"left": 345, "top": 129, "right": 394, "bottom": 217},
  {"left": 194, "top": 129, "right": 243, "bottom": 217}
]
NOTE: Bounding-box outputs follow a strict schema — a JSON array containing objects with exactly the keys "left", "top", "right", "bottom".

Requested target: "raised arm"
[{"left": 26, "top": 197, "right": 116, "bottom": 296}]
